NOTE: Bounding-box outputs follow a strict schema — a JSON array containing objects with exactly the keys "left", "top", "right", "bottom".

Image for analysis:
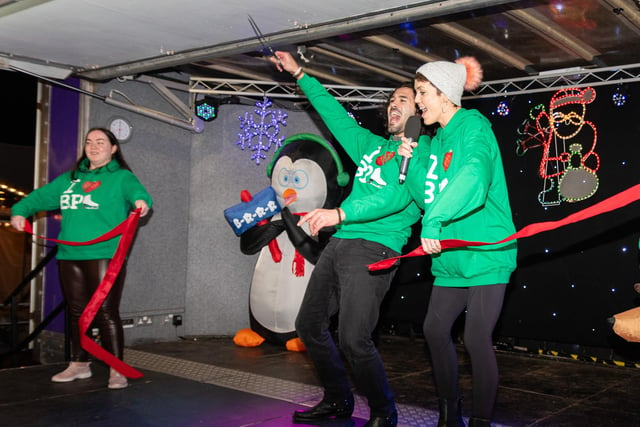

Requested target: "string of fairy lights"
[{"left": 0, "top": 183, "right": 28, "bottom": 227}]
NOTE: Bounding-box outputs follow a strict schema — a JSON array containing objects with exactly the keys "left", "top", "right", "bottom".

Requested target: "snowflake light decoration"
[{"left": 236, "top": 97, "right": 288, "bottom": 165}]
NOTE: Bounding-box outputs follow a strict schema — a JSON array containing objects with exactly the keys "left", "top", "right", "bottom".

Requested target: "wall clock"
[{"left": 108, "top": 116, "right": 133, "bottom": 142}]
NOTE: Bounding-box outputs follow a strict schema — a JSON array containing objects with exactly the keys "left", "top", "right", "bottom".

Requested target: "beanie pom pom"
[{"left": 456, "top": 56, "right": 483, "bottom": 91}]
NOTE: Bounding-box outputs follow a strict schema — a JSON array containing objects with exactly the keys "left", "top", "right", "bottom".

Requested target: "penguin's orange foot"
[
  {"left": 285, "top": 337, "right": 306, "bottom": 352},
  {"left": 233, "top": 328, "right": 265, "bottom": 347}
]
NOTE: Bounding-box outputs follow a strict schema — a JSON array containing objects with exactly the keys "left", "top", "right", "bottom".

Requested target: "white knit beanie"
[{"left": 416, "top": 61, "right": 467, "bottom": 106}]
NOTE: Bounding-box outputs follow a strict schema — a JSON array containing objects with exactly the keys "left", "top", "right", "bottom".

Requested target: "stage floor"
[{"left": 1, "top": 335, "right": 639, "bottom": 426}]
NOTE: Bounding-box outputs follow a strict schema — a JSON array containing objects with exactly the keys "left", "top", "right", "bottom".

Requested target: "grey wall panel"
[
  {"left": 90, "top": 78, "right": 191, "bottom": 343},
  {"left": 90, "top": 80, "right": 333, "bottom": 341}
]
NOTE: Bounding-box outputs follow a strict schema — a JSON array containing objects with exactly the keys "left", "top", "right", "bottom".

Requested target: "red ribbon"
[
  {"left": 368, "top": 183, "right": 640, "bottom": 271},
  {"left": 25, "top": 209, "right": 144, "bottom": 378},
  {"left": 290, "top": 211, "right": 309, "bottom": 277}
]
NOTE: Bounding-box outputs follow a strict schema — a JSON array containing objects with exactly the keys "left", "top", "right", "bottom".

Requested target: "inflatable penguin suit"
[{"left": 234, "top": 133, "right": 350, "bottom": 351}]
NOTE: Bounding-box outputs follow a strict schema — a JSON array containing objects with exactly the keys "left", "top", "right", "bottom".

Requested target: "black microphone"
[{"left": 399, "top": 116, "right": 422, "bottom": 184}]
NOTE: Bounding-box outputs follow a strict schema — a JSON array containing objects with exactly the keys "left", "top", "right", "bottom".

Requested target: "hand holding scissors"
[{"left": 269, "top": 51, "right": 303, "bottom": 77}]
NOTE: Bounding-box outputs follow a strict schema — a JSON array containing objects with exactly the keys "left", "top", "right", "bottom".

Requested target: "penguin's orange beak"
[{"left": 282, "top": 188, "right": 297, "bottom": 206}]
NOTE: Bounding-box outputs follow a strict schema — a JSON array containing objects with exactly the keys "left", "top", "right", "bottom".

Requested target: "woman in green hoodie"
[
  {"left": 399, "top": 58, "right": 517, "bottom": 427},
  {"left": 11, "top": 127, "right": 152, "bottom": 390}
]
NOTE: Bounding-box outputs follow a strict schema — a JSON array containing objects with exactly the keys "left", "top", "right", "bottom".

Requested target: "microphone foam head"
[{"left": 404, "top": 116, "right": 422, "bottom": 141}]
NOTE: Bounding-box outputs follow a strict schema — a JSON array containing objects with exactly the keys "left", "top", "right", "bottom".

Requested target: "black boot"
[
  {"left": 438, "top": 399, "right": 464, "bottom": 427},
  {"left": 437, "top": 398, "right": 464, "bottom": 427},
  {"left": 468, "top": 417, "right": 491, "bottom": 427},
  {"left": 365, "top": 411, "right": 397, "bottom": 427},
  {"left": 292, "top": 396, "right": 354, "bottom": 423}
]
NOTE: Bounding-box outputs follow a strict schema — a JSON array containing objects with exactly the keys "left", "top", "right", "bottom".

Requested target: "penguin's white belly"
[{"left": 249, "top": 231, "right": 314, "bottom": 334}]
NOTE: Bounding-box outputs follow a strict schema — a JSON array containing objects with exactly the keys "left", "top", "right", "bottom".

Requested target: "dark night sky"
[
  {"left": 0, "top": 69, "right": 37, "bottom": 146},
  {"left": 0, "top": 70, "right": 37, "bottom": 192}
]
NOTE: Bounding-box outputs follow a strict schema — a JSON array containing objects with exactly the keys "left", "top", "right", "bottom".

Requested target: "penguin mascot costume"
[{"left": 233, "top": 133, "right": 350, "bottom": 351}]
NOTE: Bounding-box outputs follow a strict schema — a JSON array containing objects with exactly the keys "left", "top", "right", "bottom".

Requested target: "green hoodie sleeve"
[
  {"left": 421, "top": 119, "right": 496, "bottom": 239},
  {"left": 11, "top": 173, "right": 70, "bottom": 218},
  {"left": 341, "top": 134, "right": 431, "bottom": 223},
  {"left": 122, "top": 171, "right": 153, "bottom": 208},
  {"left": 340, "top": 177, "right": 414, "bottom": 223},
  {"left": 297, "top": 74, "right": 387, "bottom": 162}
]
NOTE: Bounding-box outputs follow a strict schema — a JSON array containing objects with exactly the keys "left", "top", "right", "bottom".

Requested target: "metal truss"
[
  {"left": 190, "top": 63, "right": 640, "bottom": 105},
  {"left": 189, "top": 77, "right": 393, "bottom": 104},
  {"left": 467, "top": 63, "right": 640, "bottom": 99}
]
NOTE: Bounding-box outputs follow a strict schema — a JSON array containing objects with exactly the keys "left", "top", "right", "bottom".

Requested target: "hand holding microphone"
[{"left": 399, "top": 116, "right": 422, "bottom": 184}]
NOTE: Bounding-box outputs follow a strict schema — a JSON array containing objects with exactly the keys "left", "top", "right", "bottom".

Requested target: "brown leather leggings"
[{"left": 58, "top": 259, "right": 126, "bottom": 362}]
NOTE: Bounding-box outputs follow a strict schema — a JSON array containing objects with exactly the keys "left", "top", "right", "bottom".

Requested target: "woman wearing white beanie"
[{"left": 398, "top": 58, "right": 517, "bottom": 427}]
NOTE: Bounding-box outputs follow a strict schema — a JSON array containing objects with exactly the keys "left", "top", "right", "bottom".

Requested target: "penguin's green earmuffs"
[{"left": 266, "top": 133, "right": 350, "bottom": 187}]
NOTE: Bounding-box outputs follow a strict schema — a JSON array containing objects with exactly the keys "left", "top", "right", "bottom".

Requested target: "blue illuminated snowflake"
[{"left": 236, "top": 97, "right": 288, "bottom": 165}]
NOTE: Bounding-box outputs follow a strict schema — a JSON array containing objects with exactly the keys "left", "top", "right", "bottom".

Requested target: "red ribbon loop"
[
  {"left": 368, "top": 183, "right": 640, "bottom": 271},
  {"left": 25, "top": 209, "right": 144, "bottom": 378}
]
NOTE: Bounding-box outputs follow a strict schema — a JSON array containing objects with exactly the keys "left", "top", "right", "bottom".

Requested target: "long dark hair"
[{"left": 70, "top": 127, "right": 132, "bottom": 179}]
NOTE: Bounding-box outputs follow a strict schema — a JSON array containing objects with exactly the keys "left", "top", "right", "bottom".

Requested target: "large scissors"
[{"left": 248, "top": 14, "right": 283, "bottom": 68}]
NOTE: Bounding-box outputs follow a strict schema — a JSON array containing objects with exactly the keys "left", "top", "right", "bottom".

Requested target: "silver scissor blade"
[{"left": 247, "top": 14, "right": 282, "bottom": 67}]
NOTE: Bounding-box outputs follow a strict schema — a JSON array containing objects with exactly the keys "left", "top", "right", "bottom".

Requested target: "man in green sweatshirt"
[{"left": 272, "top": 51, "right": 428, "bottom": 427}]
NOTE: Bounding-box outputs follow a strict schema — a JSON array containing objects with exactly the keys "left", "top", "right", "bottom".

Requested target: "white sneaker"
[
  {"left": 108, "top": 368, "right": 128, "bottom": 390},
  {"left": 51, "top": 362, "right": 92, "bottom": 382}
]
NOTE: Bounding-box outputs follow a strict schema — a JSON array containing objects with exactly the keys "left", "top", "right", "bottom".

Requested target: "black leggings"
[
  {"left": 58, "top": 259, "right": 126, "bottom": 362},
  {"left": 423, "top": 284, "right": 506, "bottom": 419}
]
